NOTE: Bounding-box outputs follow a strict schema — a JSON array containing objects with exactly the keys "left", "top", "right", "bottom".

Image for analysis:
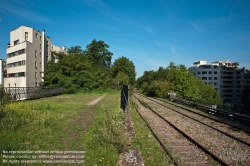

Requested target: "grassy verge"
[
  {"left": 82, "top": 92, "right": 126, "bottom": 165},
  {"left": 0, "top": 90, "right": 126, "bottom": 165},
  {"left": 130, "top": 99, "right": 172, "bottom": 165}
]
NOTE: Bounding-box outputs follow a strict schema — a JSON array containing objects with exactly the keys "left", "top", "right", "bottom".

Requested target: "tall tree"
[
  {"left": 85, "top": 39, "right": 113, "bottom": 68},
  {"left": 111, "top": 56, "right": 136, "bottom": 85}
]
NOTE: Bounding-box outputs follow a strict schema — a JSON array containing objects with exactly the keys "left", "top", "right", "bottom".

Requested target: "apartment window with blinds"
[
  {"left": 14, "top": 40, "right": 19, "bottom": 45},
  {"left": 25, "top": 32, "right": 28, "bottom": 39},
  {"left": 17, "top": 60, "right": 25, "bottom": 66}
]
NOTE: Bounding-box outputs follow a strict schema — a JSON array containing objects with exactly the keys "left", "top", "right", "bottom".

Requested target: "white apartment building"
[
  {"left": 188, "top": 60, "right": 250, "bottom": 108},
  {"left": 4, "top": 26, "right": 66, "bottom": 88}
]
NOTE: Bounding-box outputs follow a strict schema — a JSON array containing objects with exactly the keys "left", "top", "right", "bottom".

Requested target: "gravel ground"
[
  {"left": 132, "top": 95, "right": 219, "bottom": 166},
  {"left": 135, "top": 94, "right": 250, "bottom": 165}
]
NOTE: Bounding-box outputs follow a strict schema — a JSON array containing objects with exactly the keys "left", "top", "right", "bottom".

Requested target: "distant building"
[
  {"left": 188, "top": 60, "right": 250, "bottom": 108},
  {"left": 52, "top": 45, "right": 67, "bottom": 63},
  {"left": 4, "top": 26, "right": 66, "bottom": 88}
]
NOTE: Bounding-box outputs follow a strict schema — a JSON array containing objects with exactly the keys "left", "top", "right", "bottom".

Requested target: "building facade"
[
  {"left": 4, "top": 26, "right": 65, "bottom": 88},
  {"left": 188, "top": 60, "right": 250, "bottom": 108}
]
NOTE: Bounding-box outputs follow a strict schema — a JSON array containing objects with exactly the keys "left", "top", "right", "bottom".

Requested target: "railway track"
[
  {"left": 137, "top": 93, "right": 250, "bottom": 146},
  {"left": 132, "top": 95, "right": 224, "bottom": 166},
  {"left": 133, "top": 93, "right": 250, "bottom": 165}
]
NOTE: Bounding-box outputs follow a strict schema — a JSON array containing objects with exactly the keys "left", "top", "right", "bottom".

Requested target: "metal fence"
[{"left": 0, "top": 87, "right": 64, "bottom": 104}]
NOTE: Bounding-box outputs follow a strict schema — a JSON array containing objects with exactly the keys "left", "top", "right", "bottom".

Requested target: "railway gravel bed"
[
  {"left": 134, "top": 93, "right": 250, "bottom": 165},
  {"left": 147, "top": 95, "right": 250, "bottom": 146},
  {"left": 132, "top": 95, "right": 221, "bottom": 166}
]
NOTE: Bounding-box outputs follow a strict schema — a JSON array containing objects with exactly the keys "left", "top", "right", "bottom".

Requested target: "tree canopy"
[
  {"left": 42, "top": 40, "right": 136, "bottom": 93},
  {"left": 137, "top": 62, "right": 222, "bottom": 105},
  {"left": 111, "top": 56, "right": 136, "bottom": 86}
]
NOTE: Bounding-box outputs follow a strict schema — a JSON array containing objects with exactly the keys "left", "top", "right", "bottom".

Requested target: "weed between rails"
[
  {"left": 130, "top": 99, "right": 172, "bottom": 165},
  {"left": 83, "top": 95, "right": 127, "bottom": 165}
]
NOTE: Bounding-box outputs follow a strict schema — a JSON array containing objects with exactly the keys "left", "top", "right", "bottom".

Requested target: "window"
[
  {"left": 40, "top": 52, "right": 41, "bottom": 57},
  {"left": 209, "top": 71, "right": 212, "bottom": 74},
  {"left": 40, "top": 36, "right": 42, "bottom": 41},
  {"left": 7, "top": 63, "right": 15, "bottom": 68},
  {"left": 35, "top": 51, "right": 37, "bottom": 57},
  {"left": 35, "top": 82, "right": 38, "bottom": 86},
  {"left": 35, "top": 61, "right": 37, "bottom": 68},
  {"left": 202, "top": 71, "right": 207, "bottom": 74},
  {"left": 209, "top": 77, "right": 212, "bottom": 80},
  {"left": 40, "top": 62, "right": 41, "bottom": 67},
  {"left": 25, "top": 32, "right": 28, "bottom": 39},
  {"left": 40, "top": 44, "right": 41, "bottom": 49},
  {"left": 35, "top": 72, "right": 37, "bottom": 79},
  {"left": 18, "top": 72, "right": 25, "bottom": 77},
  {"left": 214, "top": 71, "right": 217, "bottom": 74},
  {"left": 214, "top": 83, "right": 217, "bottom": 86},
  {"left": 202, "top": 77, "right": 207, "bottom": 80},
  {"left": 214, "top": 66, "right": 217, "bottom": 69},
  {"left": 214, "top": 77, "right": 217, "bottom": 80},
  {"left": 17, "top": 60, "right": 25, "bottom": 66},
  {"left": 8, "top": 73, "right": 16, "bottom": 77},
  {"left": 36, "top": 33, "right": 38, "bottom": 38},
  {"left": 18, "top": 49, "right": 24, "bottom": 55},
  {"left": 198, "top": 72, "right": 201, "bottom": 74},
  {"left": 14, "top": 40, "right": 19, "bottom": 45}
]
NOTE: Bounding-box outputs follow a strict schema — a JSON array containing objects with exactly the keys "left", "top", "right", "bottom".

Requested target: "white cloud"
[
  {"left": 154, "top": 41, "right": 169, "bottom": 47},
  {"left": 191, "top": 17, "right": 225, "bottom": 32},
  {"left": 83, "top": 0, "right": 154, "bottom": 34},
  {"left": 0, "top": 5, "right": 49, "bottom": 23}
]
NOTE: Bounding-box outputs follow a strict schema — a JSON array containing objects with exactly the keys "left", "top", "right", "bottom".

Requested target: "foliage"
[
  {"left": 137, "top": 62, "right": 222, "bottom": 105},
  {"left": 111, "top": 56, "right": 136, "bottom": 86},
  {"left": 42, "top": 40, "right": 114, "bottom": 93},
  {"left": 84, "top": 39, "right": 113, "bottom": 68},
  {"left": 43, "top": 40, "right": 136, "bottom": 93}
]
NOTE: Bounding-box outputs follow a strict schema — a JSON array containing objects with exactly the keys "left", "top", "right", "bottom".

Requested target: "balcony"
[{"left": 7, "top": 41, "right": 27, "bottom": 55}]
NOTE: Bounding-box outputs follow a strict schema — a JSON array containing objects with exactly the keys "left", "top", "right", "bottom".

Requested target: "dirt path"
[{"left": 86, "top": 95, "right": 106, "bottom": 105}]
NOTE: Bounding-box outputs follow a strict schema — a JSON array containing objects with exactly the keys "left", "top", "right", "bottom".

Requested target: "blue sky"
[{"left": 0, "top": 0, "right": 250, "bottom": 78}]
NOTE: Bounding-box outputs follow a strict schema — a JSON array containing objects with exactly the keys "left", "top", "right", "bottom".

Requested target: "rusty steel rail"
[
  {"left": 133, "top": 94, "right": 228, "bottom": 166},
  {"left": 131, "top": 97, "right": 179, "bottom": 166},
  {"left": 136, "top": 92, "right": 250, "bottom": 147}
]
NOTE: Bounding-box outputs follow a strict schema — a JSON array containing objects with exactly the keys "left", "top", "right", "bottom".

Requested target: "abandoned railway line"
[
  {"left": 137, "top": 93, "right": 250, "bottom": 146},
  {"left": 132, "top": 93, "right": 250, "bottom": 165}
]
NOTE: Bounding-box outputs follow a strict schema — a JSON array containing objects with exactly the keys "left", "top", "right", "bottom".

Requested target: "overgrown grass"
[
  {"left": 130, "top": 99, "right": 172, "bottom": 165},
  {"left": 0, "top": 90, "right": 127, "bottom": 165},
  {"left": 82, "top": 93, "right": 127, "bottom": 165}
]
